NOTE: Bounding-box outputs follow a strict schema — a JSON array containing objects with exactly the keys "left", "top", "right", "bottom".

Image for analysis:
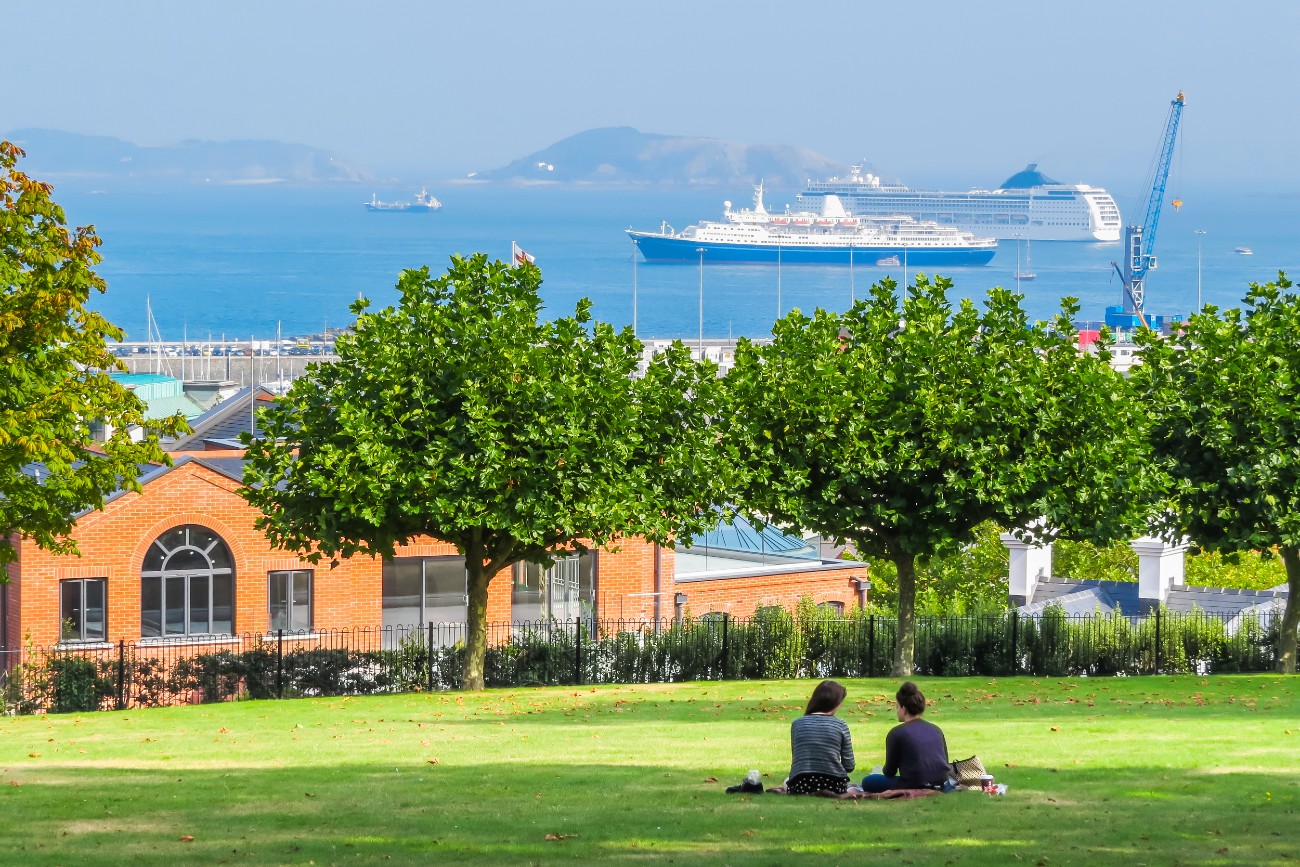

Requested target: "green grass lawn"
[{"left": 1, "top": 675, "right": 1296, "bottom": 865}]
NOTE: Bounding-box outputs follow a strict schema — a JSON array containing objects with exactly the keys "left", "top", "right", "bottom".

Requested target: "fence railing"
[{"left": 0, "top": 608, "right": 1281, "bottom": 715}]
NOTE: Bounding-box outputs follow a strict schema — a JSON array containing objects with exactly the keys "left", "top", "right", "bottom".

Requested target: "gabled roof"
[
  {"left": 1019, "top": 577, "right": 1286, "bottom": 618},
  {"left": 165, "top": 385, "right": 277, "bottom": 452}
]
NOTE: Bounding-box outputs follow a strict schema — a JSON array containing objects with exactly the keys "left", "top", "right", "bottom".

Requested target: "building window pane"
[
  {"left": 165, "top": 575, "right": 186, "bottom": 635},
  {"left": 511, "top": 563, "right": 545, "bottom": 624},
  {"left": 60, "top": 578, "right": 107, "bottom": 642},
  {"left": 511, "top": 553, "right": 595, "bottom": 624},
  {"left": 140, "top": 524, "right": 236, "bottom": 638},
  {"left": 381, "top": 556, "right": 466, "bottom": 629},
  {"left": 212, "top": 575, "right": 234, "bottom": 634},
  {"left": 269, "top": 570, "right": 312, "bottom": 632},
  {"left": 424, "top": 558, "right": 467, "bottom": 624},
  {"left": 189, "top": 575, "right": 211, "bottom": 633},
  {"left": 142, "top": 576, "right": 162, "bottom": 637}
]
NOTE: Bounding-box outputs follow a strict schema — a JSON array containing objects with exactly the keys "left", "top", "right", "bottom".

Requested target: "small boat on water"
[
  {"left": 364, "top": 188, "right": 442, "bottom": 212},
  {"left": 627, "top": 184, "right": 998, "bottom": 266},
  {"left": 1234, "top": 246, "right": 1253, "bottom": 255},
  {"left": 1015, "top": 236, "right": 1036, "bottom": 281},
  {"left": 876, "top": 255, "right": 900, "bottom": 267}
]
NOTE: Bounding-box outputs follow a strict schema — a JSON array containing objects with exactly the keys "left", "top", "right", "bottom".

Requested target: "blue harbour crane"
[{"left": 1108, "top": 91, "right": 1186, "bottom": 329}]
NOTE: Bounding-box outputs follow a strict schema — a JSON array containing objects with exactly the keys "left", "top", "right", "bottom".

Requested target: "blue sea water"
[{"left": 55, "top": 183, "right": 1300, "bottom": 343}]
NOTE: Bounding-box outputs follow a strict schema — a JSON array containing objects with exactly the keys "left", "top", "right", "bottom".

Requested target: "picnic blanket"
[{"left": 855, "top": 788, "right": 941, "bottom": 800}]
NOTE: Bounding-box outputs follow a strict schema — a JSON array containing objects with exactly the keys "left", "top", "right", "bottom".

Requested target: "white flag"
[{"left": 511, "top": 241, "right": 536, "bottom": 266}]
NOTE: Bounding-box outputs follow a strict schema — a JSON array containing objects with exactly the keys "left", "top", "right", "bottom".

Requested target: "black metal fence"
[{"left": 0, "top": 607, "right": 1282, "bottom": 715}]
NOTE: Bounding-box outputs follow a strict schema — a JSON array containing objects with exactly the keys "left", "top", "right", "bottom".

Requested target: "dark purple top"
[{"left": 883, "top": 718, "right": 950, "bottom": 788}]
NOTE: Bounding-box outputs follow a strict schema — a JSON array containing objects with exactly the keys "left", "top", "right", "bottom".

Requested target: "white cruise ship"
[{"left": 797, "top": 165, "right": 1121, "bottom": 242}]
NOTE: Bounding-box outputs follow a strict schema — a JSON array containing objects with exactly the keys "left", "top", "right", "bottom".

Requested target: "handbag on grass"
[{"left": 950, "top": 755, "right": 986, "bottom": 787}]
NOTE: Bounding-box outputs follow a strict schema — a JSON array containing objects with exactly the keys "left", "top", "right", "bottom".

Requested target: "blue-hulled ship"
[{"left": 628, "top": 184, "right": 997, "bottom": 266}]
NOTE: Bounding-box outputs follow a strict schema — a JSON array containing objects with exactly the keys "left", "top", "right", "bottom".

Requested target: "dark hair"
[
  {"left": 896, "top": 681, "right": 926, "bottom": 716},
  {"left": 805, "top": 680, "right": 847, "bottom": 715}
]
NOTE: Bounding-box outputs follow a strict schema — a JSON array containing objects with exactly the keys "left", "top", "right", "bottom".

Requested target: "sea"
[{"left": 53, "top": 182, "right": 1300, "bottom": 345}]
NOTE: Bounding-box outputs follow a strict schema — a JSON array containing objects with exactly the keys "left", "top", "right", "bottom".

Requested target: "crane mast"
[{"left": 1117, "top": 91, "right": 1186, "bottom": 325}]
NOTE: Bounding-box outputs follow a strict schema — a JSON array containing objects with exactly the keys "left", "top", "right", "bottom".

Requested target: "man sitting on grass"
[{"left": 858, "top": 681, "right": 952, "bottom": 793}]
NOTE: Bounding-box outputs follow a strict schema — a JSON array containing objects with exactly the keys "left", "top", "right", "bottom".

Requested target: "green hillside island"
[{"left": 473, "top": 126, "right": 850, "bottom": 186}]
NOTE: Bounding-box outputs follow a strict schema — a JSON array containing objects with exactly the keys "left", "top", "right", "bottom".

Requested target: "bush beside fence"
[{"left": 0, "top": 608, "right": 1281, "bottom": 715}]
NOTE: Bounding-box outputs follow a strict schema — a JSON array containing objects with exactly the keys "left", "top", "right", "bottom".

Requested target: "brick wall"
[
  {"left": 10, "top": 459, "right": 869, "bottom": 649},
  {"left": 673, "top": 565, "right": 864, "bottom": 618}
]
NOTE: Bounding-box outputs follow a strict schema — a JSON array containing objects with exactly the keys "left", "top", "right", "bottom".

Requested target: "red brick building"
[{"left": 3, "top": 419, "right": 865, "bottom": 654}]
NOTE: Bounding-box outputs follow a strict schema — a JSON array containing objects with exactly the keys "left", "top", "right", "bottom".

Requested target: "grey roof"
[
  {"left": 165, "top": 385, "right": 275, "bottom": 451},
  {"left": 189, "top": 456, "right": 250, "bottom": 485},
  {"left": 1020, "top": 577, "right": 1286, "bottom": 618}
]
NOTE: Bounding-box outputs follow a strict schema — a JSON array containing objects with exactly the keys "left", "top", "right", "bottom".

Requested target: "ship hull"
[{"left": 628, "top": 232, "right": 997, "bottom": 266}]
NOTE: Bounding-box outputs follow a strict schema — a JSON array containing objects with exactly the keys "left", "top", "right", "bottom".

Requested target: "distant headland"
[
  {"left": 3, "top": 126, "right": 850, "bottom": 188},
  {"left": 470, "top": 126, "right": 849, "bottom": 187},
  {"left": 1, "top": 129, "right": 370, "bottom": 186}
]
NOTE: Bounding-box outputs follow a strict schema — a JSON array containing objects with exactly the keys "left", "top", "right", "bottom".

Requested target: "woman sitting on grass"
[
  {"left": 784, "top": 679, "right": 857, "bottom": 796},
  {"left": 859, "top": 681, "right": 952, "bottom": 793}
]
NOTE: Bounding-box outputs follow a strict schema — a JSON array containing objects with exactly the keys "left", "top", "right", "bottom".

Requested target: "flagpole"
[
  {"left": 697, "top": 247, "right": 705, "bottom": 358},
  {"left": 631, "top": 237, "right": 639, "bottom": 339}
]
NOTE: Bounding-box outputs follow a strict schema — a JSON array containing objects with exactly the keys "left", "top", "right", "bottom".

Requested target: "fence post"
[
  {"left": 867, "top": 615, "right": 875, "bottom": 678},
  {"left": 721, "top": 613, "right": 730, "bottom": 680},
  {"left": 116, "top": 639, "right": 126, "bottom": 711},
  {"left": 574, "top": 620, "right": 583, "bottom": 686},
  {"left": 1154, "top": 607, "right": 1162, "bottom": 675},
  {"left": 1010, "top": 611, "right": 1019, "bottom": 676},
  {"left": 427, "top": 622, "right": 435, "bottom": 693},
  {"left": 276, "top": 629, "right": 284, "bottom": 699}
]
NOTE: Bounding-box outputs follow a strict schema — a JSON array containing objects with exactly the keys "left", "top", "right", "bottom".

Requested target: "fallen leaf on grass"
[{"left": 545, "top": 834, "right": 577, "bottom": 841}]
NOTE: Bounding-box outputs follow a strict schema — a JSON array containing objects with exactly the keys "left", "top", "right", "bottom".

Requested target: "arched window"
[{"left": 141, "top": 525, "right": 235, "bottom": 637}]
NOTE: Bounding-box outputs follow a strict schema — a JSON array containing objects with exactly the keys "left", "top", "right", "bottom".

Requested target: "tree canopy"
[
  {"left": 724, "top": 276, "right": 1154, "bottom": 674},
  {"left": 241, "top": 254, "right": 732, "bottom": 689},
  {"left": 1133, "top": 274, "right": 1300, "bottom": 672},
  {"left": 0, "top": 141, "right": 182, "bottom": 568}
]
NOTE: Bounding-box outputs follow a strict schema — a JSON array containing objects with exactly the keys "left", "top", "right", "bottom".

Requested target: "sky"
[{"left": 3, "top": 0, "right": 1298, "bottom": 195}]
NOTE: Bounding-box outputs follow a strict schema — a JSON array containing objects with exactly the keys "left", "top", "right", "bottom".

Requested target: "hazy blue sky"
[{"left": 3, "top": 0, "right": 1297, "bottom": 193}]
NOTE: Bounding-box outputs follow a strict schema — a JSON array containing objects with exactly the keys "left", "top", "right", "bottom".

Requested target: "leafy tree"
[
  {"left": 725, "top": 276, "right": 1154, "bottom": 674},
  {"left": 241, "top": 255, "right": 730, "bottom": 690},
  {"left": 1185, "top": 548, "right": 1286, "bottom": 591},
  {"left": 1, "top": 142, "right": 183, "bottom": 568},
  {"left": 1052, "top": 538, "right": 1138, "bottom": 583},
  {"left": 858, "top": 521, "right": 1011, "bottom": 615},
  {"left": 1133, "top": 275, "right": 1300, "bottom": 672}
]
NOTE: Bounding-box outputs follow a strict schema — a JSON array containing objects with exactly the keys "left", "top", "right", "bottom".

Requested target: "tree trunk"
[
  {"left": 890, "top": 553, "right": 917, "bottom": 677},
  {"left": 461, "top": 556, "right": 495, "bottom": 691},
  {"left": 1276, "top": 547, "right": 1300, "bottom": 675}
]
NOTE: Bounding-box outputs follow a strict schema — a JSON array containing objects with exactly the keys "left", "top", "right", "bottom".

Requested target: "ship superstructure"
[{"left": 797, "top": 165, "right": 1120, "bottom": 242}]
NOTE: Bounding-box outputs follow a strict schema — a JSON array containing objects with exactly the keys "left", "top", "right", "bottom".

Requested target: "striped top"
[{"left": 788, "top": 713, "right": 856, "bottom": 780}]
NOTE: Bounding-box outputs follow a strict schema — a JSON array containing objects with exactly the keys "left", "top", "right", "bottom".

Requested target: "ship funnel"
[{"left": 822, "top": 195, "right": 848, "bottom": 219}]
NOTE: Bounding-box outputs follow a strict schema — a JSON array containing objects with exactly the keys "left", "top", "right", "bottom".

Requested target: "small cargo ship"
[{"left": 364, "top": 189, "right": 442, "bottom": 212}]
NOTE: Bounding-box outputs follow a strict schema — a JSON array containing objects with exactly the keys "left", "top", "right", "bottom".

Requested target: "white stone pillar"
[
  {"left": 1130, "top": 536, "right": 1188, "bottom": 612},
  {"left": 1001, "top": 532, "right": 1053, "bottom": 607}
]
